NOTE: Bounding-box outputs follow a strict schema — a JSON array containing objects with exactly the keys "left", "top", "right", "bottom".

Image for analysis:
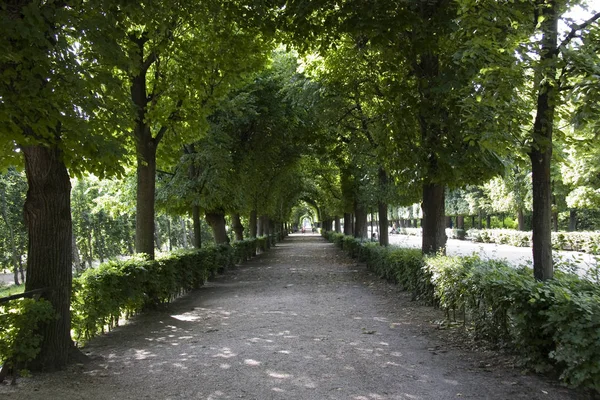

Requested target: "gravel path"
[{"left": 1, "top": 234, "right": 590, "bottom": 399}]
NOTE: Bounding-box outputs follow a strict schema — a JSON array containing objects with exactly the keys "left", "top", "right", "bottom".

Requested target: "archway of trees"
[{"left": 2, "top": 0, "right": 600, "bottom": 371}]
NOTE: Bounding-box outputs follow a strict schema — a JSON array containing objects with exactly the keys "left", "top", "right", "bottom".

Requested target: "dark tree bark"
[
  {"left": 378, "top": 168, "right": 389, "bottom": 246},
  {"left": 205, "top": 211, "right": 229, "bottom": 245},
  {"left": 421, "top": 183, "right": 446, "bottom": 255},
  {"left": 529, "top": 0, "right": 558, "bottom": 281},
  {"left": 23, "top": 144, "right": 77, "bottom": 370},
  {"left": 249, "top": 209, "right": 257, "bottom": 238},
  {"left": 457, "top": 216, "right": 465, "bottom": 230},
  {"left": 353, "top": 203, "right": 368, "bottom": 239},
  {"left": 486, "top": 215, "right": 491, "bottom": 229},
  {"left": 343, "top": 213, "right": 352, "bottom": 235},
  {"left": 192, "top": 205, "right": 202, "bottom": 248},
  {"left": 334, "top": 216, "right": 341, "bottom": 233},
  {"left": 231, "top": 213, "right": 244, "bottom": 241},
  {"left": 568, "top": 209, "right": 577, "bottom": 232},
  {"left": 132, "top": 58, "right": 158, "bottom": 259},
  {"left": 552, "top": 211, "right": 558, "bottom": 232}
]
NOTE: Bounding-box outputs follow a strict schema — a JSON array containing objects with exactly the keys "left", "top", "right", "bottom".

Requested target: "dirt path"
[{"left": 1, "top": 234, "right": 590, "bottom": 399}]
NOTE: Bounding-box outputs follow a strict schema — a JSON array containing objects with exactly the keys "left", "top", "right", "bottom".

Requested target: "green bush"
[
  {"left": 321, "top": 230, "right": 600, "bottom": 392},
  {"left": 72, "top": 246, "right": 235, "bottom": 343},
  {"left": 0, "top": 298, "right": 54, "bottom": 374}
]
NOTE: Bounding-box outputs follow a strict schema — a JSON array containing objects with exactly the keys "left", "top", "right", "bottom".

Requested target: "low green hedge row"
[
  {"left": 467, "top": 229, "right": 600, "bottom": 254},
  {"left": 323, "top": 231, "right": 600, "bottom": 392},
  {"left": 0, "top": 298, "right": 55, "bottom": 378},
  {"left": 0, "top": 236, "right": 279, "bottom": 374},
  {"left": 71, "top": 237, "right": 269, "bottom": 343}
]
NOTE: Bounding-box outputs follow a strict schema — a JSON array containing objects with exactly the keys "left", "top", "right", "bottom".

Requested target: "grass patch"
[{"left": 0, "top": 284, "right": 25, "bottom": 299}]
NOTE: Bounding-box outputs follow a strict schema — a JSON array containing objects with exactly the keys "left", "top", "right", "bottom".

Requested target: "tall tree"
[{"left": 0, "top": 1, "right": 128, "bottom": 369}]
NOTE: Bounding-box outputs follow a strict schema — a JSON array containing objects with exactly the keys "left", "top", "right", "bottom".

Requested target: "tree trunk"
[
  {"left": 125, "top": 217, "right": 134, "bottom": 255},
  {"left": 166, "top": 217, "right": 172, "bottom": 251},
  {"left": 192, "top": 206, "right": 201, "bottom": 248},
  {"left": 133, "top": 107, "right": 157, "bottom": 259},
  {"left": 257, "top": 215, "right": 264, "bottom": 236},
  {"left": 154, "top": 219, "right": 162, "bottom": 251},
  {"left": 22, "top": 144, "right": 76, "bottom": 370},
  {"left": 378, "top": 202, "right": 389, "bottom": 246},
  {"left": 72, "top": 231, "right": 83, "bottom": 274},
  {"left": 231, "top": 213, "right": 244, "bottom": 241},
  {"left": 343, "top": 213, "right": 352, "bottom": 235},
  {"left": 529, "top": 0, "right": 557, "bottom": 281},
  {"left": 334, "top": 216, "right": 341, "bottom": 233},
  {"left": 517, "top": 209, "right": 525, "bottom": 231},
  {"left": 181, "top": 217, "right": 189, "bottom": 248},
  {"left": 378, "top": 168, "right": 389, "bottom": 246},
  {"left": 421, "top": 183, "right": 446, "bottom": 255},
  {"left": 249, "top": 209, "right": 258, "bottom": 238},
  {"left": 457, "top": 215, "right": 465, "bottom": 230},
  {"left": 205, "top": 211, "right": 229, "bottom": 245},
  {"left": 486, "top": 215, "right": 491, "bottom": 229},
  {"left": 353, "top": 203, "right": 367, "bottom": 239},
  {"left": 568, "top": 209, "right": 577, "bottom": 232},
  {"left": 552, "top": 211, "right": 558, "bottom": 232},
  {"left": 0, "top": 190, "right": 20, "bottom": 285}
]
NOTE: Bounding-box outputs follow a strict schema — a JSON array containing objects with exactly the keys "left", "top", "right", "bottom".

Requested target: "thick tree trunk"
[
  {"left": 205, "top": 211, "right": 229, "bottom": 245},
  {"left": 353, "top": 203, "right": 368, "bottom": 239},
  {"left": 23, "top": 144, "right": 76, "bottom": 370},
  {"left": 517, "top": 209, "right": 525, "bottom": 231},
  {"left": 457, "top": 215, "right": 465, "bottom": 230},
  {"left": 192, "top": 206, "right": 201, "bottom": 248},
  {"left": 568, "top": 209, "right": 577, "bottom": 232},
  {"left": 133, "top": 79, "right": 158, "bottom": 258},
  {"left": 231, "top": 213, "right": 244, "bottom": 241},
  {"left": 249, "top": 209, "right": 258, "bottom": 238},
  {"left": 343, "top": 213, "right": 352, "bottom": 235},
  {"left": 421, "top": 183, "right": 446, "bottom": 255},
  {"left": 529, "top": 0, "right": 557, "bottom": 281},
  {"left": 334, "top": 216, "right": 341, "bottom": 233},
  {"left": 378, "top": 203, "right": 389, "bottom": 246}
]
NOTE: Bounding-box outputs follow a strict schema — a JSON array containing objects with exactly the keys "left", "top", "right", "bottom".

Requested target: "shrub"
[
  {"left": 71, "top": 246, "right": 236, "bottom": 343},
  {"left": 0, "top": 298, "right": 54, "bottom": 377},
  {"left": 322, "top": 230, "right": 600, "bottom": 392}
]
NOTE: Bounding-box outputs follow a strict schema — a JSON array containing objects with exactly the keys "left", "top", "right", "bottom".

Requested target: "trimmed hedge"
[
  {"left": 71, "top": 238, "right": 268, "bottom": 343},
  {"left": 323, "top": 231, "right": 600, "bottom": 392},
  {"left": 467, "top": 229, "right": 600, "bottom": 254}
]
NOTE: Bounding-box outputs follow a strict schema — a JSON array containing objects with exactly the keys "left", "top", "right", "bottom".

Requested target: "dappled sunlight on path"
[{"left": 1, "top": 235, "right": 586, "bottom": 399}]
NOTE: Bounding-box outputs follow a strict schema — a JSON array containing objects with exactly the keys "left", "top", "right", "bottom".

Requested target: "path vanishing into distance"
[{"left": 1, "top": 234, "right": 590, "bottom": 400}]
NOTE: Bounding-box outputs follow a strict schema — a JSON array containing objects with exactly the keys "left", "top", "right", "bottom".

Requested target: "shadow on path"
[{"left": 1, "top": 235, "right": 589, "bottom": 399}]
